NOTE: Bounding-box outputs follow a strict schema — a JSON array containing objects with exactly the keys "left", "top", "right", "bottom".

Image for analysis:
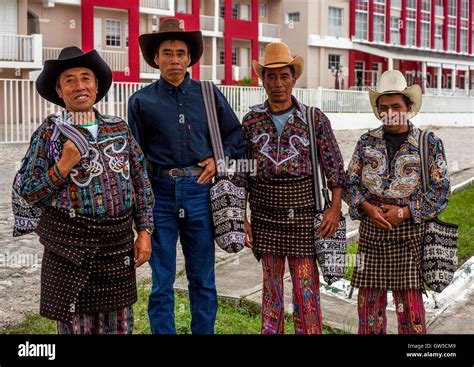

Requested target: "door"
[{"left": 239, "top": 47, "right": 249, "bottom": 78}]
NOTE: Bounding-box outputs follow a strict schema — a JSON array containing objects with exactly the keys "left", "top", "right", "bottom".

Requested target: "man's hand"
[
  {"left": 380, "top": 204, "right": 410, "bottom": 227},
  {"left": 197, "top": 157, "right": 216, "bottom": 184},
  {"left": 134, "top": 231, "right": 152, "bottom": 268},
  {"left": 317, "top": 205, "right": 341, "bottom": 239},
  {"left": 244, "top": 217, "right": 253, "bottom": 249},
  {"left": 57, "top": 140, "right": 82, "bottom": 177},
  {"left": 361, "top": 201, "right": 393, "bottom": 231}
]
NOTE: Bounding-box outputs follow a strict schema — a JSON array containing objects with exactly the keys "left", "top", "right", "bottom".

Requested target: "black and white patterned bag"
[
  {"left": 419, "top": 129, "right": 458, "bottom": 293},
  {"left": 307, "top": 107, "right": 347, "bottom": 285},
  {"left": 201, "top": 81, "right": 246, "bottom": 253}
]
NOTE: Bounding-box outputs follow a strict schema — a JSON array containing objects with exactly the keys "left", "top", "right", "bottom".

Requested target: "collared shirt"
[
  {"left": 344, "top": 123, "right": 451, "bottom": 223},
  {"left": 127, "top": 73, "right": 245, "bottom": 169},
  {"left": 241, "top": 96, "right": 346, "bottom": 189},
  {"left": 19, "top": 109, "right": 155, "bottom": 231}
]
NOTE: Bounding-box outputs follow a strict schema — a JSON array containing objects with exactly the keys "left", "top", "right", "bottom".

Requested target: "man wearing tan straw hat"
[
  {"left": 14, "top": 46, "right": 155, "bottom": 334},
  {"left": 128, "top": 18, "right": 245, "bottom": 334},
  {"left": 241, "top": 42, "right": 346, "bottom": 334},
  {"left": 344, "top": 69, "right": 451, "bottom": 334}
]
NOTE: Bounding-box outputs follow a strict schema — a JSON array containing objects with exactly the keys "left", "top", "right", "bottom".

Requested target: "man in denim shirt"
[{"left": 128, "top": 18, "right": 245, "bottom": 334}]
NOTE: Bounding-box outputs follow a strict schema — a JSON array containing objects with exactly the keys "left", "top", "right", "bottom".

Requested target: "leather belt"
[{"left": 159, "top": 166, "right": 203, "bottom": 177}]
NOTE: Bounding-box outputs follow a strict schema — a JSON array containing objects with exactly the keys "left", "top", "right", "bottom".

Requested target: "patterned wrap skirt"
[
  {"left": 351, "top": 217, "right": 425, "bottom": 290},
  {"left": 249, "top": 175, "right": 316, "bottom": 259}
]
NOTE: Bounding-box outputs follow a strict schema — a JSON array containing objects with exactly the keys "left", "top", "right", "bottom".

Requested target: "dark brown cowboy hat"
[
  {"left": 36, "top": 46, "right": 112, "bottom": 108},
  {"left": 139, "top": 18, "right": 203, "bottom": 69}
]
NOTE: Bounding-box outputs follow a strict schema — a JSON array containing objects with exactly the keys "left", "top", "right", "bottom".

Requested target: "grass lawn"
[
  {"left": 1, "top": 281, "right": 343, "bottom": 335},
  {"left": 343, "top": 185, "right": 474, "bottom": 280}
]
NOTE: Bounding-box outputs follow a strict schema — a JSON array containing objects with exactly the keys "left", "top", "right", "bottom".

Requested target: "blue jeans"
[{"left": 148, "top": 173, "right": 217, "bottom": 334}]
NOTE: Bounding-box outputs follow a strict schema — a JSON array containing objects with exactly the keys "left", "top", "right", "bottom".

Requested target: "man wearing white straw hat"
[
  {"left": 241, "top": 42, "right": 346, "bottom": 334},
  {"left": 344, "top": 70, "right": 451, "bottom": 334}
]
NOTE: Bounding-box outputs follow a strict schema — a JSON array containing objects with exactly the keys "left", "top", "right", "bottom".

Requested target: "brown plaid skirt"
[
  {"left": 351, "top": 217, "right": 425, "bottom": 290},
  {"left": 249, "top": 176, "right": 316, "bottom": 259}
]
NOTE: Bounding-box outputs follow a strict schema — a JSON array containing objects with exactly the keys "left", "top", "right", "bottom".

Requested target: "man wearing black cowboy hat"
[
  {"left": 128, "top": 18, "right": 245, "bottom": 334},
  {"left": 16, "top": 47, "right": 155, "bottom": 334}
]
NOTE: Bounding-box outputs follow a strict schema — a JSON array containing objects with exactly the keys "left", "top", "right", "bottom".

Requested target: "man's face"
[
  {"left": 154, "top": 40, "right": 191, "bottom": 85},
  {"left": 377, "top": 94, "right": 412, "bottom": 133},
  {"left": 262, "top": 66, "right": 296, "bottom": 105},
  {"left": 56, "top": 67, "right": 98, "bottom": 113}
]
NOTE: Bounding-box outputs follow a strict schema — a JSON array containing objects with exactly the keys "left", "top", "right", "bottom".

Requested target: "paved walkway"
[{"left": 0, "top": 126, "right": 473, "bottom": 332}]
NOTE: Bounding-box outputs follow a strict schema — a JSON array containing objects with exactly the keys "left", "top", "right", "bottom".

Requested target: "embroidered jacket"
[
  {"left": 19, "top": 109, "right": 154, "bottom": 231},
  {"left": 344, "top": 123, "right": 450, "bottom": 223},
  {"left": 241, "top": 96, "right": 346, "bottom": 189}
]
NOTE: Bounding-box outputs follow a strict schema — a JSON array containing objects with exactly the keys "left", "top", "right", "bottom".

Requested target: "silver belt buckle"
[{"left": 169, "top": 168, "right": 179, "bottom": 178}]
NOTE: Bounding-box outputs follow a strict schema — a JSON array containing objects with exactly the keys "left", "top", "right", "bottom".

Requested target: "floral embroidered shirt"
[
  {"left": 241, "top": 96, "right": 346, "bottom": 189},
  {"left": 344, "top": 123, "right": 450, "bottom": 223},
  {"left": 19, "top": 109, "right": 155, "bottom": 232}
]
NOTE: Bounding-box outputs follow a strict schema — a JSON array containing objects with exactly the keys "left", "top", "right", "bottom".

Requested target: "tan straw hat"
[{"left": 252, "top": 42, "right": 304, "bottom": 80}]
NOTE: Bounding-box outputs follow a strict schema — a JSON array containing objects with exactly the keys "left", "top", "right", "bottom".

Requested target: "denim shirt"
[{"left": 127, "top": 73, "right": 245, "bottom": 169}]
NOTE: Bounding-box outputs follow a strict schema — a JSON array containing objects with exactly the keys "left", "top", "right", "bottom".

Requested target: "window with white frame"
[
  {"left": 355, "top": 11, "right": 368, "bottom": 40},
  {"left": 407, "top": 0, "right": 416, "bottom": 9},
  {"left": 421, "top": 0, "right": 431, "bottom": 11},
  {"left": 232, "top": 47, "right": 237, "bottom": 66},
  {"left": 328, "top": 7, "right": 343, "bottom": 37},
  {"left": 460, "top": 0, "right": 468, "bottom": 18},
  {"left": 448, "top": 26, "right": 456, "bottom": 50},
  {"left": 176, "top": 0, "right": 187, "bottom": 13},
  {"left": 373, "top": 14, "right": 385, "bottom": 42},
  {"left": 105, "top": 19, "right": 121, "bottom": 47},
  {"left": 328, "top": 54, "right": 341, "bottom": 70},
  {"left": 259, "top": 3, "right": 267, "bottom": 18},
  {"left": 460, "top": 28, "right": 468, "bottom": 53},
  {"left": 421, "top": 22, "right": 430, "bottom": 48},
  {"left": 219, "top": 48, "right": 225, "bottom": 64},
  {"left": 390, "top": 16, "right": 400, "bottom": 44},
  {"left": 435, "top": 25, "right": 443, "bottom": 49},
  {"left": 232, "top": 3, "right": 239, "bottom": 19},
  {"left": 406, "top": 19, "right": 416, "bottom": 46},
  {"left": 286, "top": 12, "right": 300, "bottom": 23},
  {"left": 219, "top": 0, "right": 225, "bottom": 17},
  {"left": 448, "top": 0, "right": 457, "bottom": 16}
]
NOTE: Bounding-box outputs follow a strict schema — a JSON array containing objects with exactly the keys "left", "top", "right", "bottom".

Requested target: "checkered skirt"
[
  {"left": 351, "top": 218, "right": 425, "bottom": 290},
  {"left": 249, "top": 176, "right": 316, "bottom": 258}
]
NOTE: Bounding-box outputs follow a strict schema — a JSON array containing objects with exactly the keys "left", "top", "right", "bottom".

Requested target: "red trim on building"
[
  {"left": 431, "top": 0, "right": 436, "bottom": 49},
  {"left": 457, "top": 0, "right": 462, "bottom": 53},
  {"left": 223, "top": 0, "right": 259, "bottom": 85},
  {"left": 401, "top": 0, "right": 407, "bottom": 45},
  {"left": 350, "top": 0, "right": 356, "bottom": 38},
  {"left": 173, "top": 0, "right": 201, "bottom": 80},
  {"left": 386, "top": 0, "right": 391, "bottom": 44},
  {"left": 443, "top": 0, "right": 449, "bottom": 50},
  {"left": 416, "top": 0, "right": 422, "bottom": 47},
  {"left": 368, "top": 0, "right": 374, "bottom": 42},
  {"left": 81, "top": 0, "right": 140, "bottom": 82},
  {"left": 348, "top": 49, "right": 355, "bottom": 88},
  {"left": 469, "top": 0, "right": 474, "bottom": 54}
]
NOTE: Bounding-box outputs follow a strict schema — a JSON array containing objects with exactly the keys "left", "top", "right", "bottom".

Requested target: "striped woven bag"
[{"left": 200, "top": 81, "right": 246, "bottom": 253}]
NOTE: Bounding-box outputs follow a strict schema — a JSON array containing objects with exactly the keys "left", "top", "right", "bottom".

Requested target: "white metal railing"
[
  {"left": 425, "top": 88, "right": 474, "bottom": 97},
  {"left": 43, "top": 47, "right": 128, "bottom": 72},
  {"left": 0, "top": 34, "right": 34, "bottom": 62},
  {"left": 140, "top": 53, "right": 160, "bottom": 75},
  {"left": 259, "top": 23, "right": 281, "bottom": 39},
  {"left": 43, "top": 47, "right": 61, "bottom": 62},
  {"left": 0, "top": 79, "right": 473, "bottom": 143},
  {"left": 97, "top": 50, "right": 128, "bottom": 72},
  {"left": 199, "top": 15, "right": 224, "bottom": 32},
  {"left": 140, "top": 0, "right": 170, "bottom": 10}
]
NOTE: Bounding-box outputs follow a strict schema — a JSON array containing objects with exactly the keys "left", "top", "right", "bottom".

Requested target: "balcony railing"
[
  {"left": 259, "top": 23, "right": 281, "bottom": 39},
  {"left": 140, "top": 0, "right": 170, "bottom": 10},
  {"left": 0, "top": 34, "right": 42, "bottom": 65},
  {"left": 200, "top": 16, "right": 224, "bottom": 33}
]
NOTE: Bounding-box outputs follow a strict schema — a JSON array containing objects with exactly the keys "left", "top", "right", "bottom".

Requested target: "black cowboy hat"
[
  {"left": 139, "top": 18, "right": 203, "bottom": 69},
  {"left": 36, "top": 46, "right": 113, "bottom": 108}
]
